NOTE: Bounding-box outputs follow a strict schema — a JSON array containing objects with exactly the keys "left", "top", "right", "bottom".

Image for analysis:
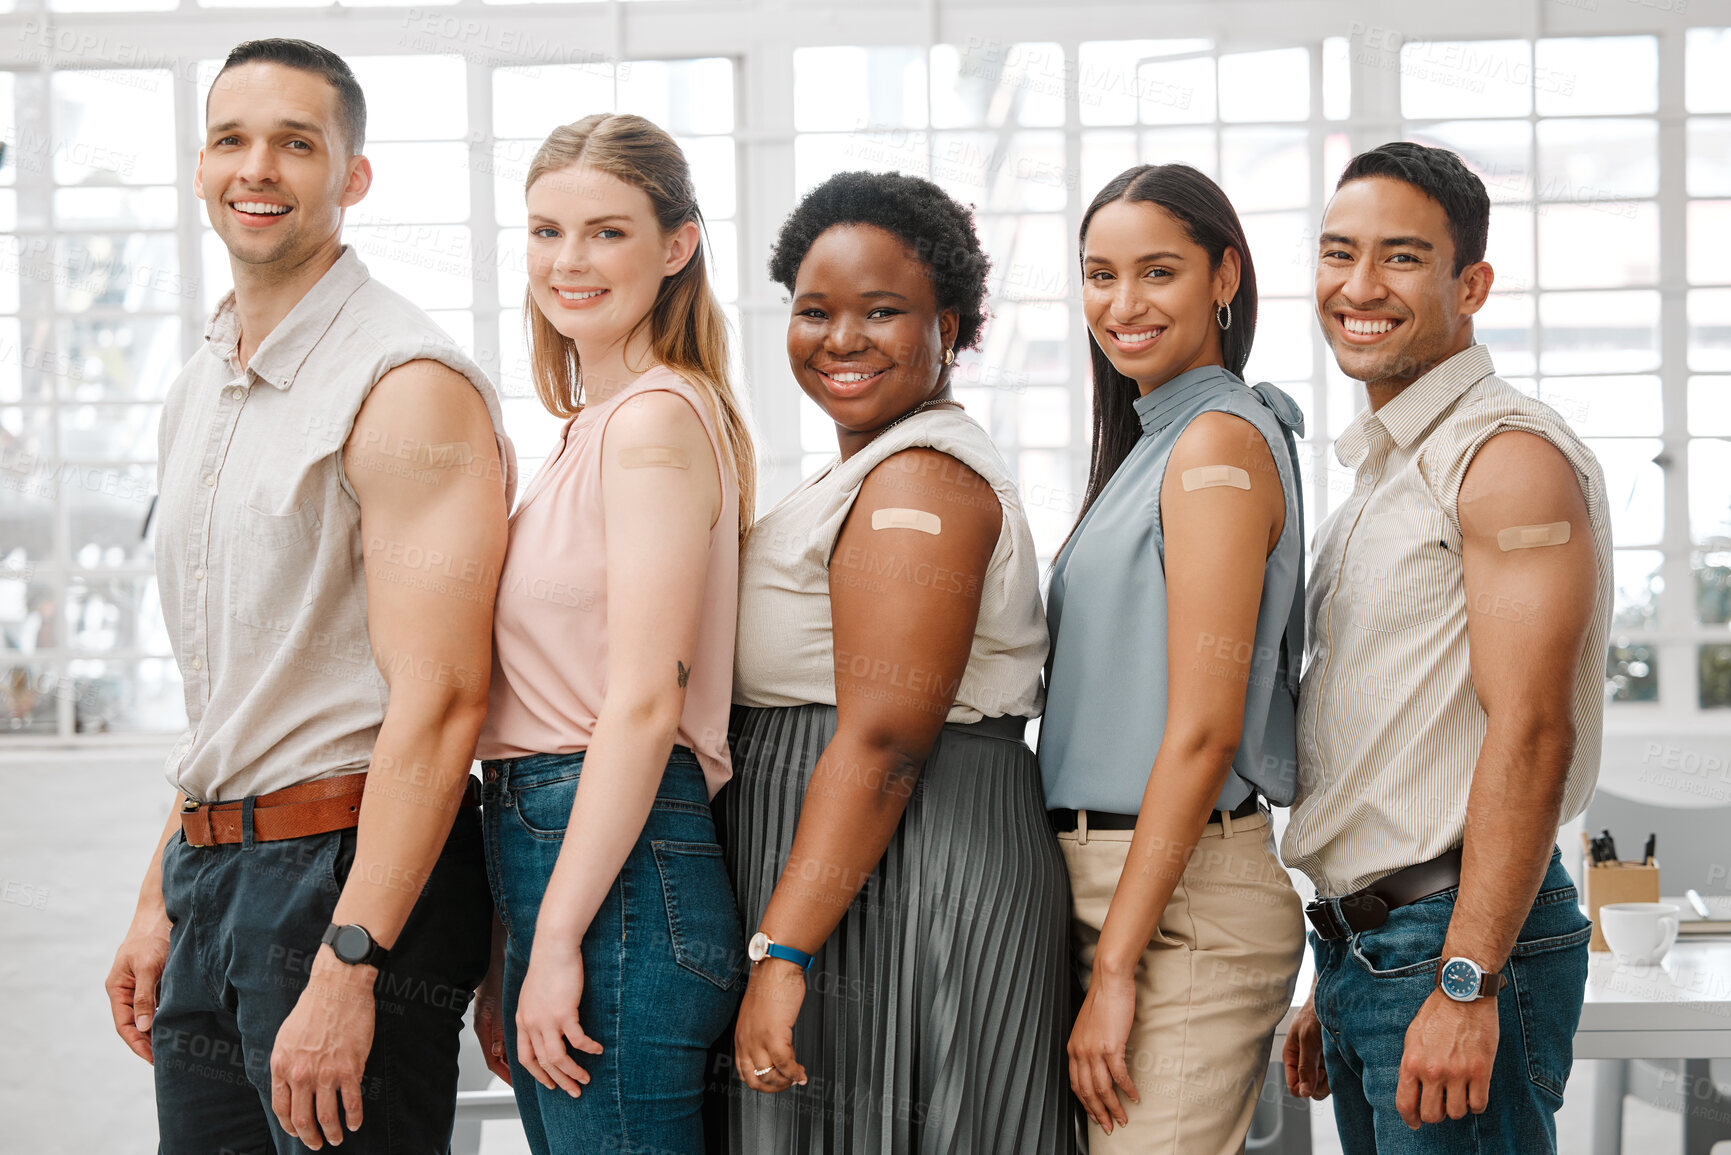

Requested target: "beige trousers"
[{"left": 1060, "top": 808, "right": 1305, "bottom": 1155}]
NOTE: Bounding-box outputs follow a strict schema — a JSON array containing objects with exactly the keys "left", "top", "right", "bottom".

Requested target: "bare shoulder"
[
  {"left": 1458, "top": 431, "right": 1587, "bottom": 538},
  {"left": 859, "top": 447, "right": 1002, "bottom": 538}
]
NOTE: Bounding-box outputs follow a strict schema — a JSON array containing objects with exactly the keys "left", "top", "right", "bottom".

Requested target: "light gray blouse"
[{"left": 1038, "top": 365, "right": 1306, "bottom": 813}]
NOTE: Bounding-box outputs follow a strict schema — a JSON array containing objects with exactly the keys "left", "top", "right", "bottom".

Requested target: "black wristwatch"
[{"left": 321, "top": 923, "right": 390, "bottom": 968}]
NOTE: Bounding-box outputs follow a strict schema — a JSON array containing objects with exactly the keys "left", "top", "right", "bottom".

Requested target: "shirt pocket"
[
  {"left": 228, "top": 496, "right": 323, "bottom": 632},
  {"left": 1345, "top": 509, "right": 1460, "bottom": 634}
]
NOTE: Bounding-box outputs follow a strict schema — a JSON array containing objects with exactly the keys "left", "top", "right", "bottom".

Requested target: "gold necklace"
[{"left": 874, "top": 396, "right": 963, "bottom": 439}]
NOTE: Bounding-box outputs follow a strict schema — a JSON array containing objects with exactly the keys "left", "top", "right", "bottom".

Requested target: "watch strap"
[
  {"left": 763, "top": 942, "right": 815, "bottom": 971},
  {"left": 322, "top": 922, "right": 389, "bottom": 968}
]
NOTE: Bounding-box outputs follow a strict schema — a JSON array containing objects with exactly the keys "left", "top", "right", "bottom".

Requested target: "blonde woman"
[{"left": 472, "top": 113, "right": 756, "bottom": 1154}]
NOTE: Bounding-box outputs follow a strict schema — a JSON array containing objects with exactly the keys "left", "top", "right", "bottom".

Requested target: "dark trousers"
[{"left": 153, "top": 805, "right": 491, "bottom": 1155}]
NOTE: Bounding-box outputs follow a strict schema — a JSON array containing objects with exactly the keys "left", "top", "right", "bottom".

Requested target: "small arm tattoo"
[{"left": 677, "top": 660, "right": 691, "bottom": 688}]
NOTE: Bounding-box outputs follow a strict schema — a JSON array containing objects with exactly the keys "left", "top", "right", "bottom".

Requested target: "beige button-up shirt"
[
  {"left": 1281, "top": 344, "right": 1611, "bottom": 898},
  {"left": 156, "top": 247, "right": 516, "bottom": 802}
]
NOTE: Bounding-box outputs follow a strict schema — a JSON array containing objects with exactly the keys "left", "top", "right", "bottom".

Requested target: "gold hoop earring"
[{"left": 942, "top": 347, "right": 955, "bottom": 366}]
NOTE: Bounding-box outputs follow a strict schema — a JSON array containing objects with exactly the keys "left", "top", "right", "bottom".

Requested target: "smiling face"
[
  {"left": 1316, "top": 176, "right": 1492, "bottom": 393},
  {"left": 1080, "top": 199, "right": 1237, "bottom": 394},
  {"left": 195, "top": 62, "right": 367, "bottom": 274},
  {"left": 787, "top": 224, "right": 958, "bottom": 451},
  {"left": 525, "top": 163, "right": 695, "bottom": 375}
]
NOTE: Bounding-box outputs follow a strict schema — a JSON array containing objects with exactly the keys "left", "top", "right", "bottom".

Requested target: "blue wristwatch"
[
  {"left": 748, "top": 931, "right": 815, "bottom": 971},
  {"left": 1437, "top": 956, "right": 1504, "bottom": 1001}
]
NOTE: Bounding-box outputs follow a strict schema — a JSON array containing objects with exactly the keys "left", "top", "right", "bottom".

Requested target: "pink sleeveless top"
[{"left": 477, "top": 366, "right": 739, "bottom": 797}]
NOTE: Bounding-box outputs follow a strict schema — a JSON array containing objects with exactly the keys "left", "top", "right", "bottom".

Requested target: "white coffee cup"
[{"left": 1600, "top": 902, "right": 1681, "bottom": 965}]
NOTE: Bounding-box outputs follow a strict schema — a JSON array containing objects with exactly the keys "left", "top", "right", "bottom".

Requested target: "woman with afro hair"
[{"left": 715, "top": 170, "right": 1077, "bottom": 1153}]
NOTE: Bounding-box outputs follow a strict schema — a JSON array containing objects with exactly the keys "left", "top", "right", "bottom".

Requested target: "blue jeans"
[
  {"left": 1311, "top": 849, "right": 1591, "bottom": 1155},
  {"left": 481, "top": 748, "right": 745, "bottom": 1155},
  {"left": 154, "top": 804, "right": 491, "bottom": 1154}
]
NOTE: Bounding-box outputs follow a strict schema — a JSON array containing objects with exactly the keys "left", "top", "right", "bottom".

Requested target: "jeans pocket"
[
  {"left": 1347, "top": 892, "right": 1453, "bottom": 977},
  {"left": 1509, "top": 887, "right": 1591, "bottom": 1099},
  {"left": 651, "top": 840, "right": 746, "bottom": 991},
  {"left": 509, "top": 773, "right": 581, "bottom": 840}
]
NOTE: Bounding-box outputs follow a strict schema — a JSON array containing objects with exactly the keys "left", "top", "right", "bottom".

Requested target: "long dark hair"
[{"left": 1067, "top": 164, "right": 1258, "bottom": 544}]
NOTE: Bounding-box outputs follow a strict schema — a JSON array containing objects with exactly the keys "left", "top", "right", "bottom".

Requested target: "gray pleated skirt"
[{"left": 713, "top": 702, "right": 1080, "bottom": 1155}]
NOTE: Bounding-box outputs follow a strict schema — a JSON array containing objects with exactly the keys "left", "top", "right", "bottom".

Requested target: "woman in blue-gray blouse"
[{"left": 1040, "top": 164, "right": 1308, "bottom": 1154}]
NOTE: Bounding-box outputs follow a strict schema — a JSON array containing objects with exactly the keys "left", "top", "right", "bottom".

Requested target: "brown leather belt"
[
  {"left": 180, "top": 772, "right": 480, "bottom": 848},
  {"left": 1305, "top": 847, "right": 1464, "bottom": 941}
]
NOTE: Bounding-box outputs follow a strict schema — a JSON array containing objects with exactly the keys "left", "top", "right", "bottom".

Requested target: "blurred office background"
[{"left": 1, "top": 0, "right": 1729, "bottom": 1150}]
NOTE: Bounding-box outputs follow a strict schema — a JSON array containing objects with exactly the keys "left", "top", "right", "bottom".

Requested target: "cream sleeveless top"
[
  {"left": 477, "top": 366, "right": 740, "bottom": 797},
  {"left": 734, "top": 406, "right": 1046, "bottom": 723}
]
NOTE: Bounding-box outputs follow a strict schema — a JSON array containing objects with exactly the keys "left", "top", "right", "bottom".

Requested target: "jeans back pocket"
[{"left": 651, "top": 840, "right": 747, "bottom": 991}]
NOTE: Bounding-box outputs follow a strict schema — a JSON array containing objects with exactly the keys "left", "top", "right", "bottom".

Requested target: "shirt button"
[
  {"left": 190, "top": 657, "right": 203, "bottom": 671},
  {"left": 203, "top": 473, "right": 216, "bottom": 486},
  {"left": 193, "top": 567, "right": 205, "bottom": 580},
  {"left": 229, "top": 387, "right": 245, "bottom": 401}
]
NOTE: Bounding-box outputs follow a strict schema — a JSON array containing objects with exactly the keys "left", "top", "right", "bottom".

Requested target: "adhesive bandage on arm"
[
  {"left": 618, "top": 446, "right": 692, "bottom": 470},
  {"left": 1181, "top": 465, "right": 1252, "bottom": 492},
  {"left": 871, "top": 507, "right": 942, "bottom": 535},
  {"left": 1496, "top": 522, "right": 1571, "bottom": 551}
]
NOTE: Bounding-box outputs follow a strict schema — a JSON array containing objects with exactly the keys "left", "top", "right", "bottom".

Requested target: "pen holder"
[{"left": 1581, "top": 833, "right": 1661, "bottom": 951}]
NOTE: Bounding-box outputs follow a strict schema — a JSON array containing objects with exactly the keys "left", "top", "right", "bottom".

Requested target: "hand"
[
  {"left": 474, "top": 962, "right": 512, "bottom": 1086},
  {"left": 514, "top": 934, "right": 602, "bottom": 1097},
  {"left": 270, "top": 948, "right": 377, "bottom": 1148},
  {"left": 1282, "top": 993, "right": 1331, "bottom": 1101},
  {"left": 1067, "top": 968, "right": 1140, "bottom": 1133},
  {"left": 105, "top": 903, "right": 172, "bottom": 1063},
  {"left": 1396, "top": 988, "right": 1499, "bottom": 1129},
  {"left": 734, "top": 959, "right": 808, "bottom": 1094}
]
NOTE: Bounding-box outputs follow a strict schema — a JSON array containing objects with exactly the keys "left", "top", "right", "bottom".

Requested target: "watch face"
[
  {"left": 333, "top": 924, "right": 373, "bottom": 964},
  {"left": 747, "top": 932, "right": 769, "bottom": 963},
  {"left": 1440, "top": 958, "right": 1481, "bottom": 1001}
]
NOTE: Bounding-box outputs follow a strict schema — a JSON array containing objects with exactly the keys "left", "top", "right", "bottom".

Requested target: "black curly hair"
[{"left": 768, "top": 171, "right": 992, "bottom": 352}]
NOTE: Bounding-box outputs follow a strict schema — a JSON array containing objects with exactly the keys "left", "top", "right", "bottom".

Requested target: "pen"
[
  {"left": 1643, "top": 833, "right": 1656, "bottom": 865},
  {"left": 1686, "top": 889, "right": 1712, "bottom": 919}
]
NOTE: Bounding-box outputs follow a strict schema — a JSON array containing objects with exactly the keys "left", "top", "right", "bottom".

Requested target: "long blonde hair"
[{"left": 524, "top": 112, "right": 756, "bottom": 539}]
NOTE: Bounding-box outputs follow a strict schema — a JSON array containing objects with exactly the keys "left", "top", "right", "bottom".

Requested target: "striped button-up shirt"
[{"left": 1281, "top": 344, "right": 1611, "bottom": 898}]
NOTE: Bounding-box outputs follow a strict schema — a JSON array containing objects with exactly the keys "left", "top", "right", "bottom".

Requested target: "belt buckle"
[
  {"left": 1304, "top": 898, "right": 1350, "bottom": 941},
  {"left": 1340, "top": 891, "right": 1390, "bottom": 934}
]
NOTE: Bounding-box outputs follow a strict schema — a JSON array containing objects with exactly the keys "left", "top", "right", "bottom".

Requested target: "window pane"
[
  {"left": 1219, "top": 48, "right": 1308, "bottom": 123},
  {"left": 57, "top": 316, "right": 181, "bottom": 403},
  {"left": 0, "top": 75, "right": 13, "bottom": 177},
  {"left": 981, "top": 215, "right": 1068, "bottom": 300},
  {"left": 1690, "top": 377, "right": 1731, "bottom": 436},
  {"left": 1687, "top": 119, "right": 1731, "bottom": 198},
  {"left": 1401, "top": 41, "right": 1532, "bottom": 120},
  {"left": 971, "top": 300, "right": 1067, "bottom": 389},
  {"left": 1016, "top": 387, "right": 1071, "bottom": 450},
  {"left": 930, "top": 131, "right": 1067, "bottom": 213},
  {"left": 1701, "top": 645, "right": 1731, "bottom": 710},
  {"left": 618, "top": 58, "right": 734, "bottom": 136},
  {"left": 0, "top": 236, "right": 22, "bottom": 314},
  {"left": 1698, "top": 547, "right": 1731, "bottom": 626},
  {"left": 50, "top": 72, "right": 175, "bottom": 184},
  {"left": 1080, "top": 131, "right": 1138, "bottom": 198},
  {"left": 1486, "top": 205, "right": 1533, "bottom": 295},
  {"left": 1607, "top": 642, "right": 1658, "bottom": 703},
  {"left": 494, "top": 66, "right": 615, "bottom": 141},
  {"left": 683, "top": 136, "right": 737, "bottom": 221},
  {"left": 1243, "top": 299, "right": 1314, "bottom": 388},
  {"left": 67, "top": 464, "right": 157, "bottom": 566},
  {"left": 931, "top": 42, "right": 1066, "bottom": 129},
  {"left": 1687, "top": 28, "right": 1731, "bottom": 113},
  {"left": 1140, "top": 128, "right": 1217, "bottom": 179},
  {"left": 1323, "top": 37, "right": 1350, "bottom": 121},
  {"left": 794, "top": 132, "right": 929, "bottom": 193},
  {"left": 1, "top": 319, "right": 54, "bottom": 403},
  {"left": 1689, "top": 202, "right": 1731, "bottom": 286},
  {"left": 1242, "top": 212, "right": 1312, "bottom": 297},
  {"left": 54, "top": 187, "right": 177, "bottom": 231},
  {"left": 1538, "top": 376, "right": 1660, "bottom": 437},
  {"left": 1017, "top": 448, "right": 1076, "bottom": 559},
  {"left": 1, "top": 663, "right": 62, "bottom": 734},
  {"left": 0, "top": 564, "right": 53, "bottom": 654},
  {"left": 66, "top": 658, "right": 186, "bottom": 734},
  {"left": 1613, "top": 549, "right": 1663, "bottom": 630},
  {"left": 1536, "top": 38, "right": 1657, "bottom": 117},
  {"left": 1541, "top": 291, "right": 1659, "bottom": 375},
  {"left": 794, "top": 48, "right": 926, "bottom": 132},
  {"left": 800, "top": 394, "right": 833, "bottom": 453},
  {"left": 0, "top": 191, "right": 14, "bottom": 231},
  {"left": 1538, "top": 203, "right": 1658, "bottom": 290},
  {"left": 345, "top": 225, "right": 472, "bottom": 310},
  {"left": 1221, "top": 128, "right": 1307, "bottom": 212},
  {"left": 66, "top": 575, "right": 170, "bottom": 652},
  {"left": 1138, "top": 54, "right": 1217, "bottom": 126},
  {"left": 1586, "top": 437, "right": 1663, "bottom": 547},
  {"left": 1077, "top": 40, "right": 1211, "bottom": 127},
  {"left": 351, "top": 143, "right": 471, "bottom": 227},
  {"left": 1408, "top": 120, "right": 1530, "bottom": 204},
  {"left": 350, "top": 58, "right": 467, "bottom": 141},
  {"left": 1479, "top": 293, "right": 1534, "bottom": 378},
  {"left": 1537, "top": 119, "right": 1657, "bottom": 201},
  {"left": 60, "top": 404, "right": 159, "bottom": 460},
  {"left": 1690, "top": 438, "right": 1731, "bottom": 543},
  {"left": 1691, "top": 289, "right": 1731, "bottom": 371},
  {"left": 55, "top": 233, "right": 185, "bottom": 314}
]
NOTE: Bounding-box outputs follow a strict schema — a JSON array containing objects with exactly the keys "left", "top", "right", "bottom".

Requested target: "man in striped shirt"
[{"left": 1280, "top": 142, "right": 1611, "bottom": 1155}]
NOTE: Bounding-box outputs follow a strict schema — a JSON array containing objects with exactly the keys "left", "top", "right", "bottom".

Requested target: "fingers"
[
  {"left": 1444, "top": 1075, "right": 1470, "bottom": 1121},
  {"left": 290, "top": 1075, "right": 323, "bottom": 1150},
  {"left": 339, "top": 1075, "right": 365, "bottom": 1140},
  {"left": 1468, "top": 1073, "right": 1491, "bottom": 1115},
  {"left": 105, "top": 960, "right": 151, "bottom": 1063},
  {"left": 1282, "top": 1029, "right": 1304, "bottom": 1098},
  {"left": 1106, "top": 1047, "right": 1139, "bottom": 1111},
  {"left": 1299, "top": 1022, "right": 1330, "bottom": 1100},
  {"left": 1395, "top": 1063, "right": 1421, "bottom": 1130},
  {"left": 1067, "top": 1040, "right": 1112, "bottom": 1135},
  {"left": 315, "top": 1078, "right": 346, "bottom": 1148},
  {"left": 1418, "top": 1072, "right": 1446, "bottom": 1126},
  {"left": 477, "top": 1016, "right": 512, "bottom": 1084},
  {"left": 1094, "top": 1054, "right": 1128, "bottom": 1128}
]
